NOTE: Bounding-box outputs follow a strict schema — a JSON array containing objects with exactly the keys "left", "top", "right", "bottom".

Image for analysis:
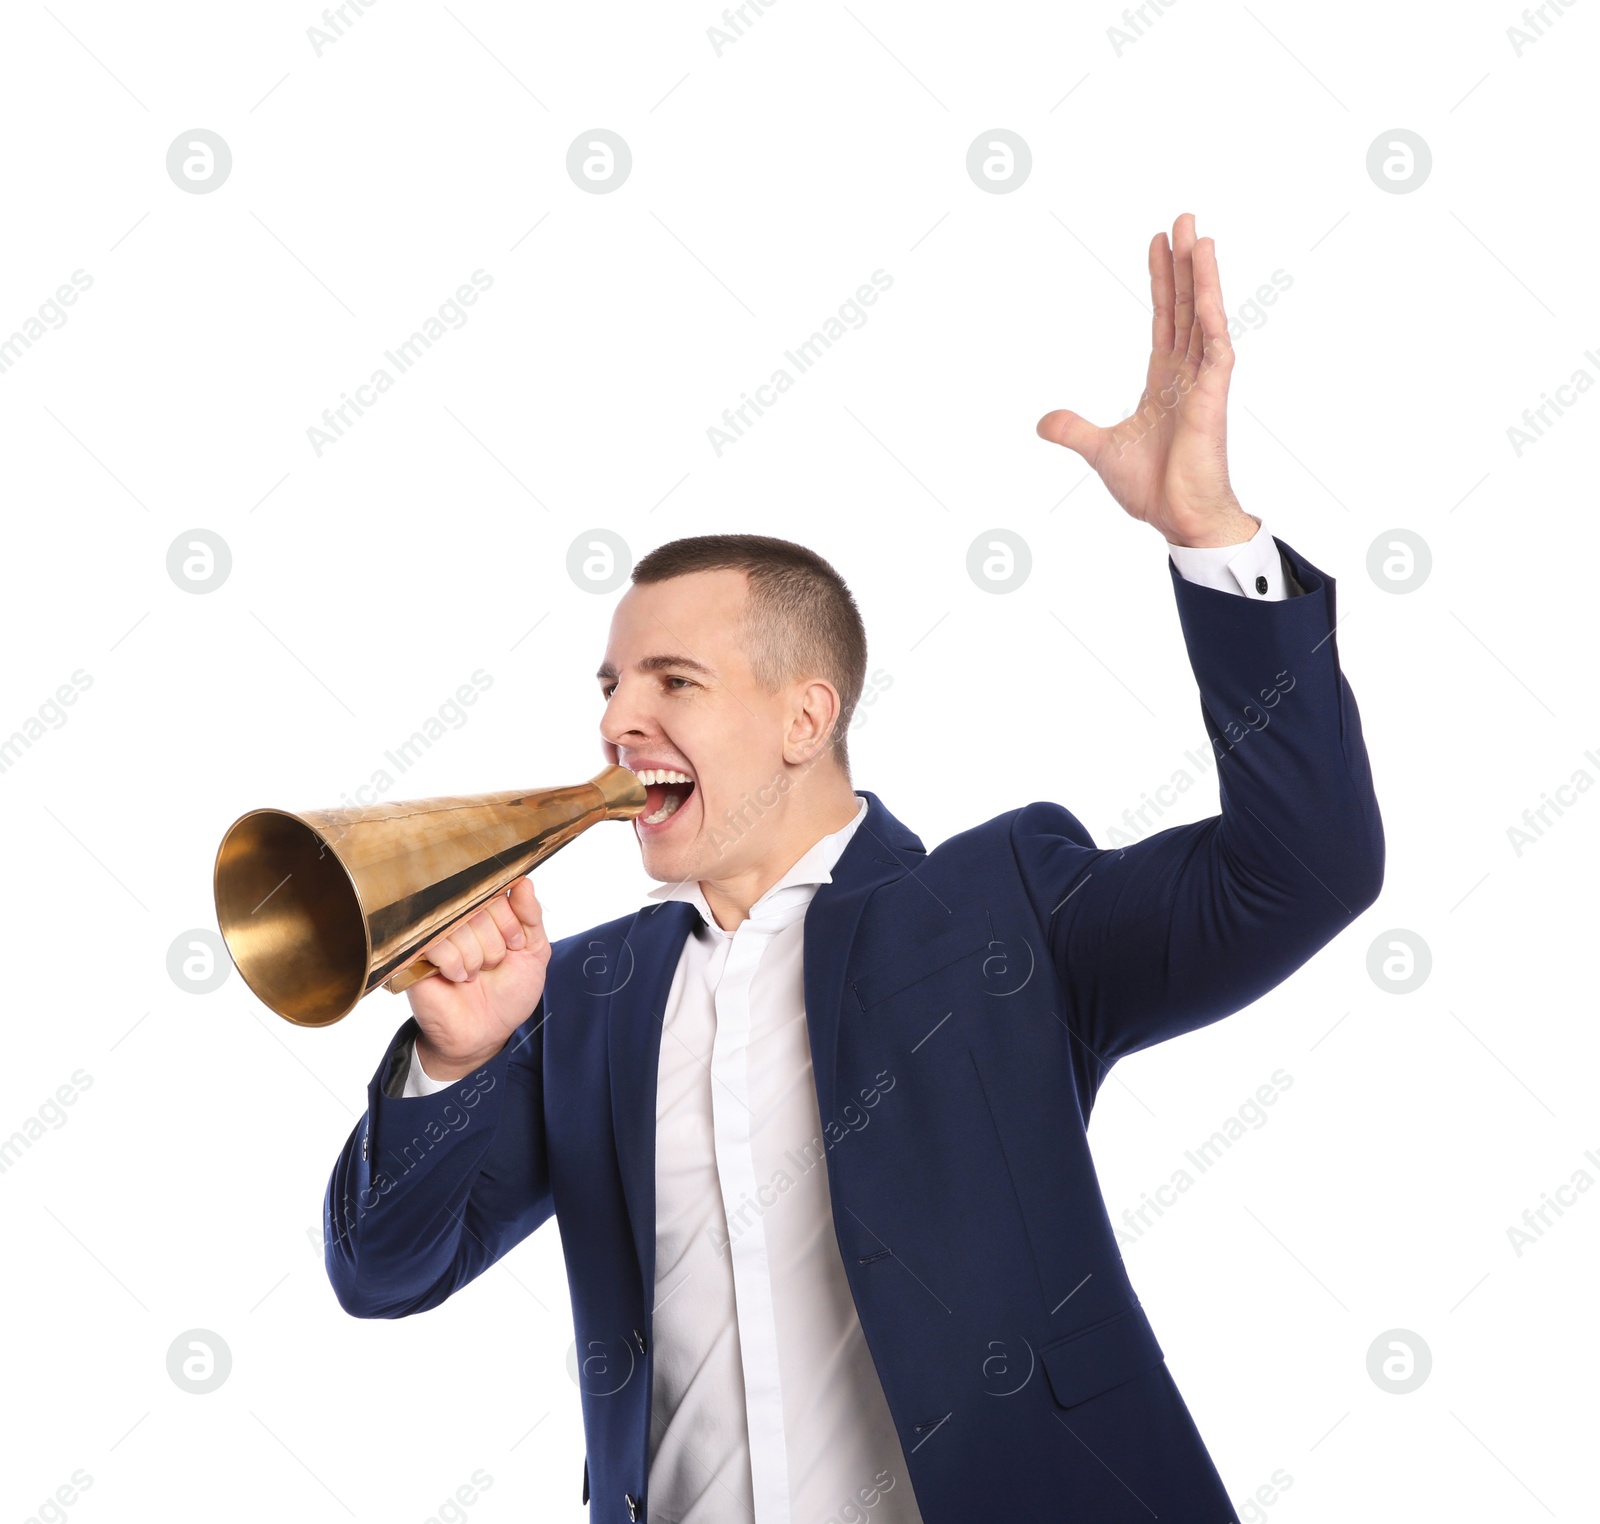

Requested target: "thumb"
[{"left": 1036, "top": 408, "right": 1103, "bottom": 465}]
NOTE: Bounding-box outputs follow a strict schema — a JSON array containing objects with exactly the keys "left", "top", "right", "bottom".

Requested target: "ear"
[{"left": 783, "top": 678, "right": 842, "bottom": 766}]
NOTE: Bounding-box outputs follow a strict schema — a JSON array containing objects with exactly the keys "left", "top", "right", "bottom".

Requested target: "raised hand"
[{"left": 1036, "top": 212, "right": 1258, "bottom": 550}]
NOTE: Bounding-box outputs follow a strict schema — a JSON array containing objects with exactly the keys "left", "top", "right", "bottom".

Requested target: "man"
[{"left": 324, "top": 212, "right": 1383, "bottom": 1523}]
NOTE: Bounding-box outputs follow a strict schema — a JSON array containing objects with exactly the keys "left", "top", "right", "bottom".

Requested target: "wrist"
[
  {"left": 1166, "top": 503, "right": 1258, "bottom": 550},
  {"left": 413, "top": 1033, "right": 506, "bottom": 1083}
]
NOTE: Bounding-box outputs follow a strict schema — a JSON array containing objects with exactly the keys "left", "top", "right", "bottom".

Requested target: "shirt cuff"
[
  {"left": 400, "top": 1038, "right": 459, "bottom": 1098},
  {"left": 1165, "top": 516, "right": 1287, "bottom": 601}
]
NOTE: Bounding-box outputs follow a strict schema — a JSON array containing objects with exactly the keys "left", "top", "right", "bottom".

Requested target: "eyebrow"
[{"left": 595, "top": 653, "right": 717, "bottom": 682}]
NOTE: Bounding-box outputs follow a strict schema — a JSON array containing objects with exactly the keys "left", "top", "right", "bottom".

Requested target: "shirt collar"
[{"left": 643, "top": 794, "right": 869, "bottom": 934}]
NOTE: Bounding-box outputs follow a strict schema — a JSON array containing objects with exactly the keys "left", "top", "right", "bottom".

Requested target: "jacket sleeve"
[
  {"left": 1008, "top": 538, "right": 1384, "bottom": 1082},
  {"left": 323, "top": 1002, "right": 553, "bottom": 1318}
]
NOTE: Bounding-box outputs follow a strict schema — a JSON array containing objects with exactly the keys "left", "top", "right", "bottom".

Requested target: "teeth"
[
  {"left": 634, "top": 768, "right": 693, "bottom": 786},
  {"left": 642, "top": 792, "right": 684, "bottom": 825}
]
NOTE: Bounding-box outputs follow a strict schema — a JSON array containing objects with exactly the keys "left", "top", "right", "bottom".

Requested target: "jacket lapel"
[
  {"left": 800, "top": 790, "right": 926, "bottom": 1130},
  {"left": 605, "top": 791, "right": 926, "bottom": 1296},
  {"left": 607, "top": 896, "right": 700, "bottom": 1298}
]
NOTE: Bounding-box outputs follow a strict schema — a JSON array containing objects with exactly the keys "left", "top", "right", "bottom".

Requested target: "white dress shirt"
[
  {"left": 401, "top": 516, "right": 1290, "bottom": 1522},
  {"left": 640, "top": 795, "right": 916, "bottom": 1524}
]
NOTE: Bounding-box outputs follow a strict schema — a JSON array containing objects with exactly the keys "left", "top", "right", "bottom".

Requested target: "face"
[{"left": 597, "top": 569, "right": 837, "bottom": 884}]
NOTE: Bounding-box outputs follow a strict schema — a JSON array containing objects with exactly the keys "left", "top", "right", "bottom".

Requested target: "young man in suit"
[{"left": 325, "top": 212, "right": 1383, "bottom": 1523}]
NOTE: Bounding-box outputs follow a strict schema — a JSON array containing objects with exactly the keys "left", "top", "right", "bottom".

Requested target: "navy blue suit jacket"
[{"left": 325, "top": 539, "right": 1383, "bottom": 1523}]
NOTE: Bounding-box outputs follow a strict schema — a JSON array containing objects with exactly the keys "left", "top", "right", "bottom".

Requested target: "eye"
[{"left": 599, "top": 675, "right": 696, "bottom": 700}]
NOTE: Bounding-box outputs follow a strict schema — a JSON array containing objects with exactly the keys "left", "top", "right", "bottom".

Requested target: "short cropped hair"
[{"left": 630, "top": 534, "right": 867, "bottom": 775}]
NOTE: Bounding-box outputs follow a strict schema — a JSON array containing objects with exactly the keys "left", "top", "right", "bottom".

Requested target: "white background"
[{"left": 1, "top": 1, "right": 1596, "bottom": 1520}]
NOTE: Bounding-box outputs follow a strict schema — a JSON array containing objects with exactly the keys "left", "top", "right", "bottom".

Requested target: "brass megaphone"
[{"left": 213, "top": 764, "right": 647, "bottom": 1027}]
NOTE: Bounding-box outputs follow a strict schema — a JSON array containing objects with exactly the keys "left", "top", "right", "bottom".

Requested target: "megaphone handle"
[{"left": 384, "top": 959, "right": 442, "bottom": 995}]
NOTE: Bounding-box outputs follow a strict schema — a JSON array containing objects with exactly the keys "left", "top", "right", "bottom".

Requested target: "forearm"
[
  {"left": 324, "top": 1014, "right": 552, "bottom": 1318},
  {"left": 1018, "top": 537, "right": 1383, "bottom": 1067},
  {"left": 1177, "top": 539, "right": 1383, "bottom": 910}
]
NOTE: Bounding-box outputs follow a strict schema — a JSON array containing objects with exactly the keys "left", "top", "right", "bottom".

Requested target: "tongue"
[{"left": 644, "top": 781, "right": 693, "bottom": 818}]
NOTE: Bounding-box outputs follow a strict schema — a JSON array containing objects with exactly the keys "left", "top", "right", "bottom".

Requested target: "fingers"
[
  {"left": 482, "top": 889, "right": 527, "bottom": 952},
  {"left": 1149, "top": 231, "right": 1175, "bottom": 355},
  {"left": 1191, "top": 237, "right": 1234, "bottom": 374},
  {"left": 425, "top": 916, "right": 500, "bottom": 982},
  {"left": 1171, "top": 212, "right": 1197, "bottom": 356},
  {"left": 1035, "top": 408, "right": 1103, "bottom": 466},
  {"left": 421, "top": 886, "right": 539, "bottom": 983},
  {"left": 419, "top": 927, "right": 471, "bottom": 982}
]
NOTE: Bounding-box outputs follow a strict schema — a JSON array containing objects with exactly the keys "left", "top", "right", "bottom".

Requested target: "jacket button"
[
  {"left": 625, "top": 1494, "right": 640, "bottom": 1521},
  {"left": 633, "top": 1327, "right": 647, "bottom": 1354}
]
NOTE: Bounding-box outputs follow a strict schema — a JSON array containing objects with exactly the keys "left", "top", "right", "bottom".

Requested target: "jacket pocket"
[{"left": 1040, "top": 1304, "right": 1165, "bottom": 1409}]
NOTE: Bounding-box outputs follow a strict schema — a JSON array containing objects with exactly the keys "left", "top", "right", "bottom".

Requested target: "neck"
[{"left": 699, "top": 765, "right": 860, "bottom": 930}]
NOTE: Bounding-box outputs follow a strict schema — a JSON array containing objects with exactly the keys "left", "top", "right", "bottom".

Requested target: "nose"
[{"left": 600, "top": 678, "right": 655, "bottom": 761}]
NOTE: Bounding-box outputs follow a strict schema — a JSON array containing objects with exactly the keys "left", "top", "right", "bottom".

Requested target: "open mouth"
[{"left": 634, "top": 768, "right": 696, "bottom": 828}]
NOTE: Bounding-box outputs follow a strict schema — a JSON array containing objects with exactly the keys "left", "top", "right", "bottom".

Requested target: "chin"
[{"left": 637, "top": 834, "right": 695, "bottom": 879}]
